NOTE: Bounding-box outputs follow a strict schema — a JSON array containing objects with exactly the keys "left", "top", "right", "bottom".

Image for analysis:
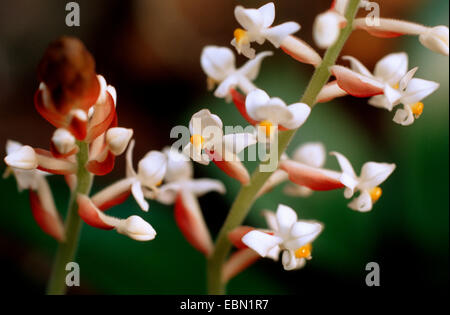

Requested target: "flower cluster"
[
  {"left": 3, "top": 37, "right": 225, "bottom": 253},
  {"left": 2, "top": 0, "right": 448, "bottom": 293}
]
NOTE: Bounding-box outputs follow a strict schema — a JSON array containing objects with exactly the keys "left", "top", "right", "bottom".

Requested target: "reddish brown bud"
[{"left": 37, "top": 36, "right": 100, "bottom": 114}]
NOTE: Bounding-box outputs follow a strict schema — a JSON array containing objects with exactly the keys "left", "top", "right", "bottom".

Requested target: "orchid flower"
[
  {"left": 200, "top": 46, "right": 272, "bottom": 100},
  {"left": 90, "top": 140, "right": 167, "bottom": 212},
  {"left": 147, "top": 147, "right": 225, "bottom": 256},
  {"left": 330, "top": 53, "right": 411, "bottom": 110},
  {"left": 353, "top": 18, "right": 449, "bottom": 56},
  {"left": 258, "top": 142, "right": 327, "bottom": 197},
  {"left": 182, "top": 109, "right": 257, "bottom": 185},
  {"left": 230, "top": 2, "right": 321, "bottom": 66},
  {"left": 231, "top": 2, "right": 300, "bottom": 59},
  {"left": 239, "top": 204, "right": 323, "bottom": 271},
  {"left": 313, "top": 0, "right": 349, "bottom": 49},
  {"left": 332, "top": 152, "right": 396, "bottom": 212},
  {"left": 245, "top": 89, "right": 311, "bottom": 137},
  {"left": 3, "top": 140, "right": 65, "bottom": 241},
  {"left": 392, "top": 70, "right": 440, "bottom": 126}
]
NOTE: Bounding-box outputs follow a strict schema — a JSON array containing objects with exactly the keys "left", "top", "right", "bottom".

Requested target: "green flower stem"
[
  {"left": 46, "top": 141, "right": 93, "bottom": 295},
  {"left": 207, "top": 0, "right": 361, "bottom": 295}
]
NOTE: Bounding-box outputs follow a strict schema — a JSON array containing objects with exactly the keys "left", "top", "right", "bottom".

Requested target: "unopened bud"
[
  {"left": 106, "top": 128, "right": 133, "bottom": 156},
  {"left": 419, "top": 26, "right": 449, "bottom": 56},
  {"left": 4, "top": 145, "right": 37, "bottom": 170},
  {"left": 52, "top": 128, "right": 76, "bottom": 154},
  {"left": 116, "top": 215, "right": 156, "bottom": 241}
]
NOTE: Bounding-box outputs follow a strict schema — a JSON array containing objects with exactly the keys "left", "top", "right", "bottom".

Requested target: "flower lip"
[{"left": 4, "top": 145, "right": 38, "bottom": 170}]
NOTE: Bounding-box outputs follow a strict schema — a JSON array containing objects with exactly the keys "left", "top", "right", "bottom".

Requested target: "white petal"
[
  {"left": 258, "top": 2, "right": 275, "bottom": 28},
  {"left": 126, "top": 140, "right": 137, "bottom": 178},
  {"left": 342, "top": 56, "right": 373, "bottom": 77},
  {"left": 245, "top": 89, "right": 271, "bottom": 120},
  {"left": 234, "top": 6, "right": 264, "bottom": 31},
  {"left": 262, "top": 210, "right": 278, "bottom": 232},
  {"left": 281, "top": 103, "right": 311, "bottom": 129},
  {"left": 263, "top": 22, "right": 301, "bottom": 48},
  {"left": 200, "top": 46, "right": 236, "bottom": 81},
  {"left": 131, "top": 181, "right": 149, "bottom": 211},
  {"left": 348, "top": 190, "right": 373, "bottom": 212},
  {"left": 382, "top": 85, "right": 402, "bottom": 110},
  {"left": 401, "top": 78, "right": 439, "bottom": 105},
  {"left": 223, "top": 133, "right": 257, "bottom": 154},
  {"left": 399, "top": 67, "right": 418, "bottom": 91},
  {"left": 242, "top": 230, "right": 283, "bottom": 257},
  {"left": 373, "top": 52, "right": 408, "bottom": 85},
  {"left": 137, "top": 151, "right": 167, "bottom": 189},
  {"left": 330, "top": 151, "right": 357, "bottom": 179},
  {"left": 239, "top": 51, "right": 273, "bottom": 81},
  {"left": 189, "top": 109, "right": 223, "bottom": 137},
  {"left": 359, "top": 162, "right": 396, "bottom": 190},
  {"left": 214, "top": 75, "right": 239, "bottom": 99},
  {"left": 276, "top": 204, "right": 298, "bottom": 237},
  {"left": 284, "top": 221, "right": 323, "bottom": 250},
  {"left": 393, "top": 105, "right": 415, "bottom": 126},
  {"left": 293, "top": 142, "right": 326, "bottom": 168},
  {"left": 163, "top": 147, "right": 193, "bottom": 182},
  {"left": 281, "top": 250, "right": 305, "bottom": 271},
  {"left": 186, "top": 178, "right": 226, "bottom": 197}
]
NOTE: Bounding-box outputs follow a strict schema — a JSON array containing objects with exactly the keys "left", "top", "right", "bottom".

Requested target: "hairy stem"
[
  {"left": 207, "top": 0, "right": 361, "bottom": 294},
  {"left": 46, "top": 141, "right": 93, "bottom": 295}
]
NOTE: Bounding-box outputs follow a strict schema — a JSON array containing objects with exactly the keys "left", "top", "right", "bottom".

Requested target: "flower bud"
[
  {"left": 4, "top": 145, "right": 37, "bottom": 170},
  {"left": 51, "top": 128, "right": 76, "bottom": 155},
  {"left": 116, "top": 215, "right": 156, "bottom": 241},
  {"left": 419, "top": 26, "right": 449, "bottom": 56},
  {"left": 313, "top": 11, "right": 347, "bottom": 49},
  {"left": 106, "top": 127, "right": 133, "bottom": 156}
]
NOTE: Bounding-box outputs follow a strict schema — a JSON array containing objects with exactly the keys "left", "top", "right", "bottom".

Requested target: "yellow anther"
[
  {"left": 234, "top": 28, "right": 248, "bottom": 44},
  {"left": 155, "top": 180, "right": 163, "bottom": 187},
  {"left": 259, "top": 120, "right": 273, "bottom": 137},
  {"left": 295, "top": 243, "right": 312, "bottom": 259},
  {"left": 369, "top": 187, "right": 382, "bottom": 203},
  {"left": 190, "top": 134, "right": 205, "bottom": 149},
  {"left": 393, "top": 83, "right": 400, "bottom": 89},
  {"left": 410, "top": 102, "right": 424, "bottom": 118}
]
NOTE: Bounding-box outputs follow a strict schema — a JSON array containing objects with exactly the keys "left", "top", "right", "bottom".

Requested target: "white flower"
[
  {"left": 125, "top": 140, "right": 167, "bottom": 211},
  {"left": 339, "top": 53, "right": 409, "bottom": 110},
  {"left": 153, "top": 147, "right": 226, "bottom": 205},
  {"left": 245, "top": 89, "right": 311, "bottom": 135},
  {"left": 200, "top": 46, "right": 272, "bottom": 100},
  {"left": 231, "top": 2, "right": 300, "bottom": 59},
  {"left": 392, "top": 72, "right": 440, "bottom": 126},
  {"left": 183, "top": 109, "right": 257, "bottom": 185},
  {"left": 242, "top": 204, "right": 323, "bottom": 271},
  {"left": 331, "top": 152, "right": 396, "bottom": 212}
]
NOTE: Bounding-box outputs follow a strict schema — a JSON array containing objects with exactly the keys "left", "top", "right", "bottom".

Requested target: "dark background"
[{"left": 0, "top": 0, "right": 448, "bottom": 294}]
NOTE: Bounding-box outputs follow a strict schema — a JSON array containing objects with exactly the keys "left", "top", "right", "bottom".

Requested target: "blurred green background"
[{"left": 0, "top": 0, "right": 448, "bottom": 294}]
